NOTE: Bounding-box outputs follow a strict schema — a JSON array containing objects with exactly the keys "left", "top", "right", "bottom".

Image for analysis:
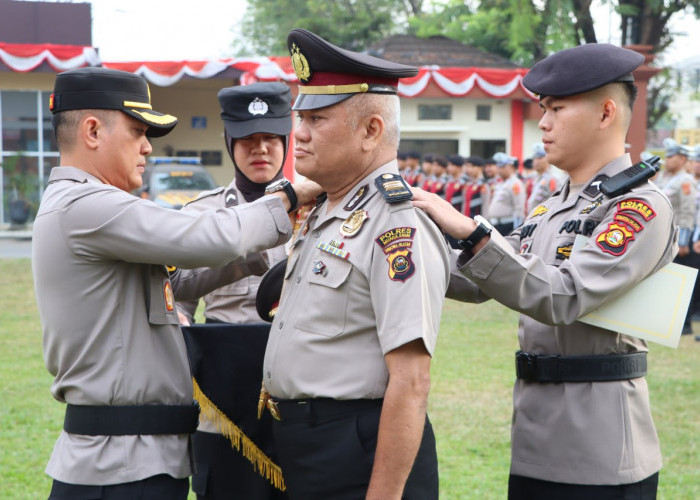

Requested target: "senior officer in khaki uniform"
[
  {"left": 260, "top": 29, "right": 450, "bottom": 500},
  {"left": 413, "top": 44, "right": 675, "bottom": 499},
  {"left": 33, "top": 67, "right": 319, "bottom": 499}
]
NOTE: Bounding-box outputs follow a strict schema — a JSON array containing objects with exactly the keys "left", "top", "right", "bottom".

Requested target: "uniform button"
[
  {"left": 296, "top": 275, "right": 301, "bottom": 283},
  {"left": 313, "top": 230, "right": 321, "bottom": 238},
  {"left": 267, "top": 371, "right": 271, "bottom": 378},
  {"left": 279, "top": 321, "right": 284, "bottom": 329}
]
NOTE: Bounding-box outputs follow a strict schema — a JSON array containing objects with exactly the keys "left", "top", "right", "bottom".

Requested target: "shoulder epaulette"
[
  {"left": 374, "top": 173, "right": 412, "bottom": 204},
  {"left": 184, "top": 186, "right": 226, "bottom": 207}
]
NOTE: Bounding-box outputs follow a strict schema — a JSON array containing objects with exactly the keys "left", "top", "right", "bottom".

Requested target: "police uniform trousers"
[
  {"left": 48, "top": 474, "right": 189, "bottom": 500},
  {"left": 508, "top": 472, "right": 659, "bottom": 500},
  {"left": 271, "top": 399, "right": 438, "bottom": 500}
]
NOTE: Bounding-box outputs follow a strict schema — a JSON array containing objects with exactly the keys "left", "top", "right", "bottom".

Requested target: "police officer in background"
[
  {"left": 172, "top": 83, "right": 293, "bottom": 499},
  {"left": 33, "top": 67, "right": 320, "bottom": 499},
  {"left": 486, "top": 152, "right": 526, "bottom": 234},
  {"left": 655, "top": 139, "right": 696, "bottom": 334},
  {"left": 526, "top": 142, "right": 562, "bottom": 212},
  {"left": 462, "top": 155, "right": 486, "bottom": 218},
  {"left": 413, "top": 44, "right": 674, "bottom": 499},
  {"left": 261, "top": 28, "right": 449, "bottom": 499}
]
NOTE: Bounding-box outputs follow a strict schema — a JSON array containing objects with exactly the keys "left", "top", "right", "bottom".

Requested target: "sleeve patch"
[
  {"left": 613, "top": 212, "right": 644, "bottom": 232},
  {"left": 386, "top": 249, "right": 415, "bottom": 282},
  {"left": 596, "top": 222, "right": 635, "bottom": 256},
  {"left": 616, "top": 199, "right": 656, "bottom": 221}
]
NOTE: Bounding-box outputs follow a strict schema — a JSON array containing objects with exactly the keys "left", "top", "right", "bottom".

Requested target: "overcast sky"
[{"left": 88, "top": 0, "right": 699, "bottom": 66}]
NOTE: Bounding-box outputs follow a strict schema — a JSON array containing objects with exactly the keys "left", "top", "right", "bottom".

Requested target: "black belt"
[
  {"left": 515, "top": 350, "right": 647, "bottom": 383},
  {"left": 64, "top": 404, "right": 200, "bottom": 436},
  {"left": 271, "top": 398, "right": 383, "bottom": 422}
]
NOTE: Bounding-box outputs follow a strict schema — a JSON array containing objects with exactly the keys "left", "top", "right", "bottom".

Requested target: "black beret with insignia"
[
  {"left": 218, "top": 82, "right": 292, "bottom": 139},
  {"left": 287, "top": 28, "right": 419, "bottom": 110},
  {"left": 522, "top": 43, "right": 644, "bottom": 98},
  {"left": 50, "top": 67, "right": 177, "bottom": 137}
]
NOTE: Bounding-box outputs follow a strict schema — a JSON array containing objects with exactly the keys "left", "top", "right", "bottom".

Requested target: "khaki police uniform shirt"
[
  {"left": 526, "top": 170, "right": 561, "bottom": 213},
  {"left": 450, "top": 155, "right": 675, "bottom": 485},
  {"left": 487, "top": 175, "right": 525, "bottom": 226},
  {"left": 174, "top": 182, "right": 288, "bottom": 324},
  {"left": 263, "top": 161, "right": 449, "bottom": 400},
  {"left": 32, "top": 167, "right": 292, "bottom": 485},
  {"left": 655, "top": 169, "right": 696, "bottom": 246}
]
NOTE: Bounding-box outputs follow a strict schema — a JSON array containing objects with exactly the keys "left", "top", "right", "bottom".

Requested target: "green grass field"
[{"left": 1, "top": 258, "right": 698, "bottom": 499}]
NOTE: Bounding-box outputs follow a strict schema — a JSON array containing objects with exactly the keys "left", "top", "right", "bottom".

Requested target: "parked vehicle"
[{"left": 135, "top": 157, "right": 218, "bottom": 209}]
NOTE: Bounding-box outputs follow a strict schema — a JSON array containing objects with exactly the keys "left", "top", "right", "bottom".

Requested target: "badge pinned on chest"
[{"left": 340, "top": 209, "right": 369, "bottom": 238}]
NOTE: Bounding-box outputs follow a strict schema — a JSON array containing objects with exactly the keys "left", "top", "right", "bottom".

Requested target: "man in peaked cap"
[
  {"left": 260, "top": 28, "right": 449, "bottom": 499},
  {"left": 413, "top": 43, "right": 674, "bottom": 499},
  {"left": 34, "top": 67, "right": 320, "bottom": 499},
  {"left": 487, "top": 152, "right": 525, "bottom": 234},
  {"left": 171, "top": 82, "right": 295, "bottom": 500}
]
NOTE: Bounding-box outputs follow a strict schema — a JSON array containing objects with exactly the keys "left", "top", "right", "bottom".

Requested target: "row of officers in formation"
[{"left": 400, "top": 141, "right": 700, "bottom": 337}]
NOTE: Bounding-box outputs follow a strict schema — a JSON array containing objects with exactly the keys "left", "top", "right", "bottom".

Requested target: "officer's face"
[
  {"left": 293, "top": 103, "right": 364, "bottom": 186},
  {"left": 538, "top": 95, "right": 599, "bottom": 173},
  {"left": 99, "top": 112, "right": 152, "bottom": 192},
  {"left": 533, "top": 156, "right": 548, "bottom": 173},
  {"left": 664, "top": 154, "right": 686, "bottom": 173},
  {"left": 233, "top": 133, "right": 284, "bottom": 183}
]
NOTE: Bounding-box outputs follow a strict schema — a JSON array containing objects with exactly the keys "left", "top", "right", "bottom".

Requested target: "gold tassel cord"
[{"left": 192, "top": 378, "right": 286, "bottom": 491}]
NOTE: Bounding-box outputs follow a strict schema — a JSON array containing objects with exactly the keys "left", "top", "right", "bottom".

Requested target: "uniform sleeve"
[
  {"left": 369, "top": 207, "right": 449, "bottom": 356},
  {"left": 62, "top": 187, "right": 292, "bottom": 269},
  {"left": 170, "top": 255, "right": 268, "bottom": 301},
  {"left": 457, "top": 191, "right": 677, "bottom": 325}
]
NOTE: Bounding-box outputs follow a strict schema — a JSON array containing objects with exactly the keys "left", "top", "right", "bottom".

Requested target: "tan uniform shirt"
[
  {"left": 526, "top": 170, "right": 561, "bottom": 213},
  {"left": 451, "top": 155, "right": 675, "bottom": 485},
  {"left": 174, "top": 182, "right": 288, "bottom": 324},
  {"left": 655, "top": 170, "right": 696, "bottom": 246},
  {"left": 487, "top": 175, "right": 526, "bottom": 226},
  {"left": 263, "top": 161, "right": 449, "bottom": 400},
  {"left": 32, "top": 167, "right": 291, "bottom": 485}
]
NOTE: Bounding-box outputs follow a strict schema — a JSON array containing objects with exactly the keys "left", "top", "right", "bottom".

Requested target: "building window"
[
  {"left": 1, "top": 90, "right": 58, "bottom": 224},
  {"left": 398, "top": 139, "right": 458, "bottom": 159},
  {"left": 418, "top": 104, "right": 452, "bottom": 120},
  {"left": 476, "top": 105, "right": 491, "bottom": 121},
  {"left": 470, "top": 139, "right": 505, "bottom": 160}
]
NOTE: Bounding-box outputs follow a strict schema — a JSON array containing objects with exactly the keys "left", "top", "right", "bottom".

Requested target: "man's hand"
[
  {"left": 679, "top": 245, "right": 690, "bottom": 258},
  {"left": 411, "top": 187, "right": 476, "bottom": 240},
  {"left": 292, "top": 180, "right": 323, "bottom": 207}
]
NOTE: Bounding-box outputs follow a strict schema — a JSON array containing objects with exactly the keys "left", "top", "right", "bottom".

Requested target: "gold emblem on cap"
[
  {"left": 340, "top": 209, "right": 369, "bottom": 238},
  {"left": 291, "top": 43, "right": 311, "bottom": 83}
]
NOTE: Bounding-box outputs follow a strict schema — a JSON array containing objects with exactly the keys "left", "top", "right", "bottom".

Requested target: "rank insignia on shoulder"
[
  {"left": 344, "top": 184, "right": 369, "bottom": 211},
  {"left": 225, "top": 188, "right": 238, "bottom": 207},
  {"left": 165, "top": 265, "right": 178, "bottom": 274},
  {"left": 340, "top": 209, "right": 369, "bottom": 238},
  {"left": 375, "top": 173, "right": 412, "bottom": 203}
]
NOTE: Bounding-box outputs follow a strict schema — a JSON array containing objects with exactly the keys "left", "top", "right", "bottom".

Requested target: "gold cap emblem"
[{"left": 291, "top": 43, "right": 312, "bottom": 83}]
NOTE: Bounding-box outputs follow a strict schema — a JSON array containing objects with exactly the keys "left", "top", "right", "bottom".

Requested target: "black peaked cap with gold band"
[
  {"left": 522, "top": 43, "right": 644, "bottom": 99},
  {"left": 287, "top": 28, "right": 419, "bottom": 111},
  {"left": 50, "top": 67, "right": 177, "bottom": 137}
]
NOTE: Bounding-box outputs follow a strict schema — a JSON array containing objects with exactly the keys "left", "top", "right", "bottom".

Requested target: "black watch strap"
[
  {"left": 282, "top": 182, "right": 297, "bottom": 213},
  {"left": 458, "top": 221, "right": 492, "bottom": 252}
]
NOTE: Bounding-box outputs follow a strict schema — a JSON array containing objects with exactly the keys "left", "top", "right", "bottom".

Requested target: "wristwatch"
[
  {"left": 457, "top": 215, "right": 493, "bottom": 252},
  {"left": 265, "top": 179, "right": 297, "bottom": 213}
]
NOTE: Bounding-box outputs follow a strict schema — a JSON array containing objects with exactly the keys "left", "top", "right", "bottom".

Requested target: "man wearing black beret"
[
  {"left": 260, "top": 29, "right": 450, "bottom": 499},
  {"left": 34, "top": 67, "right": 319, "bottom": 499},
  {"left": 414, "top": 43, "right": 674, "bottom": 499}
]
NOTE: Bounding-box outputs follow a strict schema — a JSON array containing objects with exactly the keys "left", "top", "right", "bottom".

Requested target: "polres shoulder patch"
[{"left": 375, "top": 173, "right": 412, "bottom": 203}]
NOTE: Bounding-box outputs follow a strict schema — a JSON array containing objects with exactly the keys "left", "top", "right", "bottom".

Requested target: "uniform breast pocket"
[
  {"left": 147, "top": 266, "right": 180, "bottom": 325},
  {"left": 295, "top": 256, "right": 353, "bottom": 337}
]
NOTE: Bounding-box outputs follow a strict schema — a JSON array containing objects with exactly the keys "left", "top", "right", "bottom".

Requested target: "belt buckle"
[{"left": 516, "top": 351, "right": 538, "bottom": 382}]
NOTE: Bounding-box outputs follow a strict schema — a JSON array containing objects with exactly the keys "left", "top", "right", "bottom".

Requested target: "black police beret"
[
  {"left": 467, "top": 155, "right": 485, "bottom": 167},
  {"left": 522, "top": 43, "right": 644, "bottom": 98},
  {"left": 448, "top": 154, "right": 465, "bottom": 167},
  {"left": 218, "top": 82, "right": 292, "bottom": 140},
  {"left": 256, "top": 260, "right": 287, "bottom": 323},
  {"left": 407, "top": 151, "right": 422, "bottom": 160},
  {"left": 50, "top": 67, "right": 177, "bottom": 137},
  {"left": 287, "top": 28, "right": 419, "bottom": 110}
]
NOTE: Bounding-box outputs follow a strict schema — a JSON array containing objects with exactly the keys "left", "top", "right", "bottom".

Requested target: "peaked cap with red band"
[{"left": 287, "top": 28, "right": 419, "bottom": 111}]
